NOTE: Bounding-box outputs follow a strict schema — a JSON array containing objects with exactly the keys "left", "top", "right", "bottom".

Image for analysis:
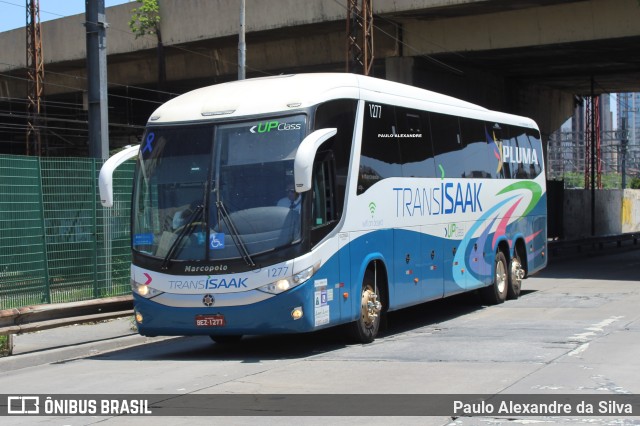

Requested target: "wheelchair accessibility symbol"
[{"left": 210, "top": 233, "right": 225, "bottom": 250}]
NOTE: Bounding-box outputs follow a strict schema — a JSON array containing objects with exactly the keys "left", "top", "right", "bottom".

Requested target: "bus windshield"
[{"left": 132, "top": 115, "right": 307, "bottom": 263}]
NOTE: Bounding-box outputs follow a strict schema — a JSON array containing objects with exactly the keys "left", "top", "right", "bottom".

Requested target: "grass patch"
[{"left": 0, "top": 335, "right": 11, "bottom": 357}]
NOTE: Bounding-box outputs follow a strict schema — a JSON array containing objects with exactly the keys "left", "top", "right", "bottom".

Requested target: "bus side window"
[
  {"left": 358, "top": 103, "right": 400, "bottom": 194},
  {"left": 527, "top": 130, "right": 543, "bottom": 178},
  {"left": 310, "top": 152, "right": 337, "bottom": 246},
  {"left": 501, "top": 126, "right": 542, "bottom": 180},
  {"left": 458, "top": 117, "right": 494, "bottom": 179},
  {"left": 312, "top": 153, "right": 336, "bottom": 226},
  {"left": 430, "top": 112, "right": 464, "bottom": 179},
  {"left": 396, "top": 108, "right": 435, "bottom": 178}
]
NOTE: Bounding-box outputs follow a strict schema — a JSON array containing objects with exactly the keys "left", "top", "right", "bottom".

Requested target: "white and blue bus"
[{"left": 100, "top": 73, "right": 547, "bottom": 343}]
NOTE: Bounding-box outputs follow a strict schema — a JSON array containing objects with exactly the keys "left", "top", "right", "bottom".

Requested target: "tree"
[{"left": 129, "top": 0, "right": 166, "bottom": 92}]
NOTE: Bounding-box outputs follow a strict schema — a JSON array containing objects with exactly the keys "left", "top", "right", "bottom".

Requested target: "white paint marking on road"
[
  {"left": 568, "top": 342, "right": 590, "bottom": 357},
  {"left": 567, "top": 316, "right": 624, "bottom": 356}
]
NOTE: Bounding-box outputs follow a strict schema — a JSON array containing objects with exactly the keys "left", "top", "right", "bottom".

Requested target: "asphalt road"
[{"left": 2, "top": 249, "right": 640, "bottom": 425}]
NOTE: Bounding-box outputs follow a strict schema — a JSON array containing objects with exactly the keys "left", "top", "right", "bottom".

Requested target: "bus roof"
[{"left": 148, "top": 73, "right": 537, "bottom": 129}]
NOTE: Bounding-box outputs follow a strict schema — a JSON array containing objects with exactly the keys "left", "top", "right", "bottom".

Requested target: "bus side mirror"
[
  {"left": 99, "top": 144, "right": 140, "bottom": 207},
  {"left": 294, "top": 128, "right": 337, "bottom": 192}
]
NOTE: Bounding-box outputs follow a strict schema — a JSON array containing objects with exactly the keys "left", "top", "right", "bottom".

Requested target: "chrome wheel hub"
[
  {"left": 496, "top": 260, "right": 507, "bottom": 293},
  {"left": 361, "top": 287, "right": 382, "bottom": 326},
  {"left": 511, "top": 259, "right": 524, "bottom": 284}
]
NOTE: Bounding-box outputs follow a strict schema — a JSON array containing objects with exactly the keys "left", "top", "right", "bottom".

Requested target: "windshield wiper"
[
  {"left": 161, "top": 204, "right": 204, "bottom": 270},
  {"left": 216, "top": 200, "right": 255, "bottom": 267}
]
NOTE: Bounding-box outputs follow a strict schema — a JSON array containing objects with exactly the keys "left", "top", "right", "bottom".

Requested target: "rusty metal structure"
[
  {"left": 26, "top": 0, "right": 45, "bottom": 156},
  {"left": 584, "top": 95, "right": 602, "bottom": 189},
  {"left": 346, "top": 0, "right": 374, "bottom": 76}
]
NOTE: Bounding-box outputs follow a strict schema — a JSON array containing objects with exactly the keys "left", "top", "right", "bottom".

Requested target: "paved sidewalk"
[
  {"left": 0, "top": 317, "right": 174, "bottom": 372},
  {"left": 11, "top": 317, "right": 137, "bottom": 355}
]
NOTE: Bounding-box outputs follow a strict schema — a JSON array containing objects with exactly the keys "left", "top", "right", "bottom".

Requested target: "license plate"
[{"left": 195, "top": 314, "right": 226, "bottom": 327}]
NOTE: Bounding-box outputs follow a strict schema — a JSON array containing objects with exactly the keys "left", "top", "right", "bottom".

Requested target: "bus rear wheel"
[
  {"left": 350, "top": 275, "right": 382, "bottom": 344},
  {"left": 507, "top": 251, "right": 524, "bottom": 300},
  {"left": 481, "top": 250, "right": 508, "bottom": 305}
]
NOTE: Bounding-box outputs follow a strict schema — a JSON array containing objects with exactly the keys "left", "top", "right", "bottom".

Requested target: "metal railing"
[
  {"left": 548, "top": 232, "right": 640, "bottom": 258},
  {"left": 0, "top": 295, "right": 133, "bottom": 356},
  {"left": 0, "top": 295, "right": 133, "bottom": 336}
]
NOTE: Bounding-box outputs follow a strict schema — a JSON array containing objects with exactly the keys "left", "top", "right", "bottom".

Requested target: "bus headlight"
[
  {"left": 258, "top": 264, "right": 316, "bottom": 295},
  {"left": 131, "top": 279, "right": 162, "bottom": 298}
]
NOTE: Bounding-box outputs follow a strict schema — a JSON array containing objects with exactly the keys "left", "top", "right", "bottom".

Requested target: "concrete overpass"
[{"left": 1, "top": 0, "right": 640, "bottom": 155}]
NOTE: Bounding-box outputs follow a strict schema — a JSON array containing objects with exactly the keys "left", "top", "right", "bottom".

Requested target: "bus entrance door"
[
  {"left": 422, "top": 225, "right": 444, "bottom": 301},
  {"left": 443, "top": 232, "right": 465, "bottom": 296},
  {"left": 393, "top": 227, "right": 421, "bottom": 307}
]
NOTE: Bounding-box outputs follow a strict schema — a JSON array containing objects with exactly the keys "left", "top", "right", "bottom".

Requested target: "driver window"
[
  {"left": 310, "top": 153, "right": 337, "bottom": 246},
  {"left": 312, "top": 154, "right": 336, "bottom": 228}
]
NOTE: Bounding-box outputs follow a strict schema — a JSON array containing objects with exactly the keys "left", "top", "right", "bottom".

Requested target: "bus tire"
[
  {"left": 350, "top": 273, "right": 382, "bottom": 344},
  {"left": 481, "top": 250, "right": 508, "bottom": 305},
  {"left": 507, "top": 250, "right": 524, "bottom": 300},
  {"left": 210, "top": 335, "right": 243, "bottom": 344}
]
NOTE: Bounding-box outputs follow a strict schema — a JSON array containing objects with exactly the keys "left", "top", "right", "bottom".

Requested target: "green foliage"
[
  {"left": 629, "top": 177, "right": 640, "bottom": 189},
  {"left": 557, "top": 172, "right": 636, "bottom": 190},
  {"left": 129, "top": 0, "right": 160, "bottom": 39},
  {"left": 561, "top": 172, "right": 584, "bottom": 189},
  {"left": 0, "top": 335, "right": 10, "bottom": 357}
]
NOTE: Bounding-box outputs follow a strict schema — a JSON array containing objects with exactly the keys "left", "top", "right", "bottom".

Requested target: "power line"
[
  {"left": 0, "top": 0, "right": 67, "bottom": 21},
  {"left": 0, "top": 111, "right": 145, "bottom": 129},
  {"left": 0, "top": 71, "right": 166, "bottom": 106}
]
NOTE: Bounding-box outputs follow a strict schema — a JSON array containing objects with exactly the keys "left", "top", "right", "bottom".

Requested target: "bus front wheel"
[
  {"left": 481, "top": 250, "right": 508, "bottom": 305},
  {"left": 350, "top": 274, "right": 382, "bottom": 344}
]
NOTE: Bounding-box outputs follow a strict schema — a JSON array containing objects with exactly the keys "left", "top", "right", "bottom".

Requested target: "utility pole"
[
  {"left": 583, "top": 78, "right": 600, "bottom": 236},
  {"left": 620, "top": 115, "right": 630, "bottom": 189},
  {"left": 346, "top": 0, "right": 374, "bottom": 75},
  {"left": 26, "top": 0, "right": 44, "bottom": 156},
  {"left": 85, "top": 0, "right": 109, "bottom": 159},
  {"left": 584, "top": 93, "right": 602, "bottom": 190},
  {"left": 238, "top": 0, "right": 246, "bottom": 80}
]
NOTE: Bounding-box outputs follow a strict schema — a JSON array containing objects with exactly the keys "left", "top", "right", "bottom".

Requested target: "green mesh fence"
[
  {"left": 0, "top": 155, "right": 48, "bottom": 308},
  {"left": 0, "top": 154, "right": 134, "bottom": 309},
  {"left": 96, "top": 159, "right": 135, "bottom": 299}
]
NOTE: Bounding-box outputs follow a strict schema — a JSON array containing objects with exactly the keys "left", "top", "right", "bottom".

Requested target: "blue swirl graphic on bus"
[
  {"left": 467, "top": 216, "right": 497, "bottom": 276},
  {"left": 452, "top": 181, "right": 544, "bottom": 288},
  {"left": 453, "top": 195, "right": 518, "bottom": 288}
]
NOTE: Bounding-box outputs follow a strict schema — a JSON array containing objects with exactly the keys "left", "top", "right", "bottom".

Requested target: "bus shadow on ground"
[{"left": 93, "top": 290, "right": 531, "bottom": 363}]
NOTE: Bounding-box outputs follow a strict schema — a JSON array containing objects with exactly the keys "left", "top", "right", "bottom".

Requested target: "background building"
[{"left": 547, "top": 93, "right": 640, "bottom": 188}]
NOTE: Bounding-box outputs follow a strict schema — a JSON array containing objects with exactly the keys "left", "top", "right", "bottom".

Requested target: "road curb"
[{"left": 0, "top": 332, "right": 175, "bottom": 372}]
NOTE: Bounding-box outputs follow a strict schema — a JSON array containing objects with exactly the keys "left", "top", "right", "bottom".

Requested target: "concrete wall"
[
  {"left": 563, "top": 189, "right": 640, "bottom": 239},
  {"left": 0, "top": 0, "right": 349, "bottom": 71},
  {"left": 622, "top": 189, "right": 640, "bottom": 234},
  {"left": 401, "top": 0, "right": 640, "bottom": 55},
  {"left": 4, "top": 0, "right": 640, "bottom": 72}
]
